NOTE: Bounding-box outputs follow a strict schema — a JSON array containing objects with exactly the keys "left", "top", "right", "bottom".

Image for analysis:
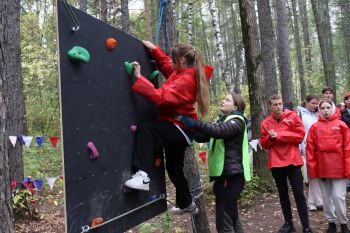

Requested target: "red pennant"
[
  {"left": 11, "top": 181, "right": 16, "bottom": 192},
  {"left": 50, "top": 136, "right": 60, "bottom": 148},
  {"left": 204, "top": 65, "right": 214, "bottom": 80},
  {"left": 198, "top": 151, "right": 207, "bottom": 164}
]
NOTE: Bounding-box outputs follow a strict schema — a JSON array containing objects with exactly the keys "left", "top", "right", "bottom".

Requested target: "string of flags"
[
  {"left": 8, "top": 135, "right": 60, "bottom": 149},
  {"left": 11, "top": 176, "right": 64, "bottom": 193}
]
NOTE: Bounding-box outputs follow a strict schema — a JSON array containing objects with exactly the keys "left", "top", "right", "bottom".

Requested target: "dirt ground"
[{"left": 14, "top": 185, "right": 350, "bottom": 233}]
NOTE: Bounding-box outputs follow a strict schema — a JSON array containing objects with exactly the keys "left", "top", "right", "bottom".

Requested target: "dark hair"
[
  {"left": 268, "top": 94, "right": 282, "bottom": 105},
  {"left": 230, "top": 93, "right": 246, "bottom": 112},
  {"left": 319, "top": 98, "right": 333, "bottom": 108},
  {"left": 171, "top": 44, "right": 209, "bottom": 116},
  {"left": 322, "top": 86, "right": 334, "bottom": 94},
  {"left": 305, "top": 95, "right": 319, "bottom": 103}
]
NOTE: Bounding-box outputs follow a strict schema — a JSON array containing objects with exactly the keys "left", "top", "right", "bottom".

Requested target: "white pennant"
[
  {"left": 198, "top": 143, "right": 204, "bottom": 149},
  {"left": 22, "top": 136, "right": 33, "bottom": 148},
  {"left": 46, "top": 177, "right": 57, "bottom": 190},
  {"left": 249, "top": 139, "right": 260, "bottom": 152},
  {"left": 9, "top": 136, "right": 17, "bottom": 148}
]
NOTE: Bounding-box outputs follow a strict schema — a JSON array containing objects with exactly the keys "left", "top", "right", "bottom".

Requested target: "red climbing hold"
[
  {"left": 106, "top": 38, "right": 117, "bottom": 50},
  {"left": 91, "top": 217, "right": 103, "bottom": 227}
]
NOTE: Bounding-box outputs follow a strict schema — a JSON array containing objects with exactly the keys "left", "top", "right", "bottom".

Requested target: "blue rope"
[{"left": 155, "top": 0, "right": 168, "bottom": 44}]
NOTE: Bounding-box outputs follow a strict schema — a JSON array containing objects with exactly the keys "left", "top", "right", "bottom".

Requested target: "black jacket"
[
  {"left": 341, "top": 108, "right": 350, "bottom": 128},
  {"left": 194, "top": 113, "right": 245, "bottom": 178}
]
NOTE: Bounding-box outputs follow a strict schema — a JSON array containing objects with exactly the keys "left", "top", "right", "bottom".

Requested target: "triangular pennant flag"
[
  {"left": 17, "top": 135, "right": 25, "bottom": 145},
  {"left": 22, "top": 136, "right": 33, "bottom": 148},
  {"left": 198, "top": 143, "right": 204, "bottom": 149},
  {"left": 33, "top": 179, "right": 43, "bottom": 191},
  {"left": 9, "top": 136, "right": 17, "bottom": 148},
  {"left": 36, "top": 136, "right": 45, "bottom": 149},
  {"left": 46, "top": 177, "right": 57, "bottom": 190},
  {"left": 50, "top": 136, "right": 60, "bottom": 148},
  {"left": 206, "top": 141, "right": 210, "bottom": 149},
  {"left": 249, "top": 139, "right": 260, "bottom": 152},
  {"left": 198, "top": 151, "right": 207, "bottom": 164}
]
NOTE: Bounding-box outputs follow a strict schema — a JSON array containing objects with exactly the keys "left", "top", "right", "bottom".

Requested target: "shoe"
[
  {"left": 303, "top": 228, "right": 313, "bottom": 233},
  {"left": 326, "top": 222, "right": 337, "bottom": 233},
  {"left": 308, "top": 204, "right": 317, "bottom": 211},
  {"left": 277, "top": 221, "right": 296, "bottom": 233},
  {"left": 341, "top": 224, "right": 350, "bottom": 233},
  {"left": 316, "top": 205, "right": 323, "bottom": 211},
  {"left": 170, "top": 202, "right": 199, "bottom": 215},
  {"left": 124, "top": 170, "right": 150, "bottom": 191}
]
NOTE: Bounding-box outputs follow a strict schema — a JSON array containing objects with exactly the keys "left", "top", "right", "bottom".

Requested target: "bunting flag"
[
  {"left": 249, "top": 139, "right": 260, "bottom": 152},
  {"left": 46, "top": 177, "right": 57, "bottom": 190},
  {"left": 206, "top": 141, "right": 210, "bottom": 149},
  {"left": 17, "top": 135, "right": 25, "bottom": 145},
  {"left": 22, "top": 136, "right": 33, "bottom": 148},
  {"left": 50, "top": 136, "right": 60, "bottom": 148},
  {"left": 36, "top": 136, "right": 45, "bottom": 148},
  {"left": 198, "top": 151, "right": 207, "bottom": 164},
  {"left": 198, "top": 143, "right": 204, "bottom": 149},
  {"left": 9, "top": 136, "right": 17, "bottom": 148}
]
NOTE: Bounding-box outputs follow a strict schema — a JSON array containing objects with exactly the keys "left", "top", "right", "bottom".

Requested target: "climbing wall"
[{"left": 56, "top": 1, "right": 167, "bottom": 232}]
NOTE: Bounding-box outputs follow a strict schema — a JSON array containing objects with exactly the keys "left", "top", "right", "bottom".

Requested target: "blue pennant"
[{"left": 36, "top": 136, "right": 44, "bottom": 148}]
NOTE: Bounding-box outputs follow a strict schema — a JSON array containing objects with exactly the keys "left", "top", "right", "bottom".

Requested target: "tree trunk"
[
  {"left": 188, "top": 0, "right": 193, "bottom": 45},
  {"left": 208, "top": 0, "right": 232, "bottom": 92},
  {"left": 235, "top": 44, "right": 245, "bottom": 94},
  {"left": 291, "top": 0, "right": 306, "bottom": 101},
  {"left": 298, "top": 0, "right": 312, "bottom": 80},
  {"left": 144, "top": 0, "right": 152, "bottom": 41},
  {"left": 157, "top": 2, "right": 210, "bottom": 232},
  {"left": 310, "top": 0, "right": 337, "bottom": 100},
  {"left": 238, "top": 0, "right": 272, "bottom": 183},
  {"left": 276, "top": 0, "right": 294, "bottom": 105},
  {"left": 121, "top": 0, "right": 131, "bottom": 34},
  {"left": 0, "top": 1, "right": 18, "bottom": 232},
  {"left": 78, "top": 0, "right": 87, "bottom": 12},
  {"left": 339, "top": 0, "right": 350, "bottom": 89},
  {"left": 100, "top": 0, "right": 107, "bottom": 22},
  {"left": 256, "top": 0, "right": 278, "bottom": 95}
]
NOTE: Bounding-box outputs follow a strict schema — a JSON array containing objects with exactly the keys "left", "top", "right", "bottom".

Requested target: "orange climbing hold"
[
  {"left": 106, "top": 38, "right": 117, "bottom": 50},
  {"left": 155, "top": 158, "right": 161, "bottom": 167},
  {"left": 91, "top": 217, "right": 104, "bottom": 227}
]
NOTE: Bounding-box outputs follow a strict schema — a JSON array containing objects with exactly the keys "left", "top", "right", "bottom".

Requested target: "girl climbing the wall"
[
  {"left": 124, "top": 40, "right": 211, "bottom": 215},
  {"left": 179, "top": 93, "right": 251, "bottom": 233}
]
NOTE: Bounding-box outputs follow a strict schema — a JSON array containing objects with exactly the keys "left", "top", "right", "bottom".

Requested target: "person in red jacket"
[
  {"left": 260, "top": 94, "right": 313, "bottom": 233},
  {"left": 124, "top": 40, "right": 211, "bottom": 215},
  {"left": 306, "top": 99, "right": 350, "bottom": 233}
]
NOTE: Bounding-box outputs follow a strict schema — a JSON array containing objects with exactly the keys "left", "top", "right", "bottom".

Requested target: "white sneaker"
[
  {"left": 170, "top": 202, "right": 199, "bottom": 215},
  {"left": 124, "top": 170, "right": 150, "bottom": 191},
  {"left": 308, "top": 203, "right": 317, "bottom": 211}
]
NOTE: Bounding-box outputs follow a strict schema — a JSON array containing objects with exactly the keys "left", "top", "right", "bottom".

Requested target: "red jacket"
[
  {"left": 260, "top": 110, "right": 305, "bottom": 169},
  {"left": 306, "top": 113, "right": 350, "bottom": 179},
  {"left": 131, "top": 46, "right": 197, "bottom": 126}
]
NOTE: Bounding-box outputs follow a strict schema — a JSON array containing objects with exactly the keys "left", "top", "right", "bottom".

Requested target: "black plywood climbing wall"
[{"left": 56, "top": 1, "right": 167, "bottom": 232}]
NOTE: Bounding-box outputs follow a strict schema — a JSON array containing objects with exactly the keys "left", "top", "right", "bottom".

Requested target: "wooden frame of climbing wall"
[{"left": 56, "top": 1, "right": 167, "bottom": 232}]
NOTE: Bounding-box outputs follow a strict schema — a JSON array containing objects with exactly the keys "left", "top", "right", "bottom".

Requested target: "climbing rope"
[
  {"left": 62, "top": 0, "right": 80, "bottom": 31},
  {"left": 155, "top": 0, "right": 168, "bottom": 44}
]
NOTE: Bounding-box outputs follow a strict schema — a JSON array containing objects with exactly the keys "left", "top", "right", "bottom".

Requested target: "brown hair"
[
  {"left": 268, "top": 94, "right": 282, "bottom": 105},
  {"left": 322, "top": 86, "right": 334, "bottom": 94},
  {"left": 305, "top": 95, "right": 318, "bottom": 103},
  {"left": 318, "top": 98, "right": 333, "bottom": 113},
  {"left": 229, "top": 93, "right": 246, "bottom": 112},
  {"left": 171, "top": 44, "right": 209, "bottom": 115}
]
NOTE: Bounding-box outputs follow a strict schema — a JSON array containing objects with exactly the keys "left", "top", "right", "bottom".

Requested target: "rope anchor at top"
[{"left": 62, "top": 0, "right": 80, "bottom": 31}]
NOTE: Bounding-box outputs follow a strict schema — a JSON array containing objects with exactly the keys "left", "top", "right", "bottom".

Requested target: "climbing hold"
[
  {"left": 106, "top": 38, "right": 117, "bottom": 50},
  {"left": 149, "top": 194, "right": 157, "bottom": 201},
  {"left": 67, "top": 46, "right": 90, "bottom": 64},
  {"left": 124, "top": 62, "right": 134, "bottom": 76},
  {"left": 155, "top": 158, "right": 161, "bottom": 167},
  {"left": 130, "top": 125, "right": 137, "bottom": 133},
  {"left": 91, "top": 217, "right": 104, "bottom": 227},
  {"left": 149, "top": 70, "right": 160, "bottom": 82},
  {"left": 87, "top": 142, "right": 99, "bottom": 160}
]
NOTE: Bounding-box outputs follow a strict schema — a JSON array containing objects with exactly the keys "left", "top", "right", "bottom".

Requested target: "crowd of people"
[{"left": 121, "top": 40, "right": 350, "bottom": 233}]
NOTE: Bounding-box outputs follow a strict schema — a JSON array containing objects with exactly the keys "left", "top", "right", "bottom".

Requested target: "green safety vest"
[{"left": 208, "top": 115, "right": 251, "bottom": 181}]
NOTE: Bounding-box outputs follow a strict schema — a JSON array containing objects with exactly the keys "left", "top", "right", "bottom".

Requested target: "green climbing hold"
[
  {"left": 67, "top": 46, "right": 90, "bottom": 64},
  {"left": 124, "top": 62, "right": 134, "bottom": 76},
  {"left": 149, "top": 70, "right": 160, "bottom": 82}
]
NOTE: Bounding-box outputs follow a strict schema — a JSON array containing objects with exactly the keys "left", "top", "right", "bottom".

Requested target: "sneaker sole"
[{"left": 124, "top": 183, "right": 149, "bottom": 191}]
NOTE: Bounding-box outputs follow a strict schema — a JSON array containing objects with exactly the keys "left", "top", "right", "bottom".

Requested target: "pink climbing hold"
[
  {"left": 87, "top": 142, "right": 99, "bottom": 160},
  {"left": 130, "top": 125, "right": 137, "bottom": 133}
]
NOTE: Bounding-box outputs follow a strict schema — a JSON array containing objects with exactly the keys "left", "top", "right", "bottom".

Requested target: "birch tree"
[
  {"left": 298, "top": 0, "right": 312, "bottom": 79},
  {"left": 121, "top": 0, "right": 130, "bottom": 33},
  {"left": 78, "top": 0, "right": 87, "bottom": 12},
  {"left": 339, "top": 0, "right": 350, "bottom": 89},
  {"left": 188, "top": 0, "right": 193, "bottom": 45}
]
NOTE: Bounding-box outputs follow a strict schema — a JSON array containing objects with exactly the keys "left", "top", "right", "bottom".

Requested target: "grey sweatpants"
[{"left": 319, "top": 178, "right": 348, "bottom": 224}]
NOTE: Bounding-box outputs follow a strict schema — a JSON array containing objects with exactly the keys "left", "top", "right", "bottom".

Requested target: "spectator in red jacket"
[
  {"left": 307, "top": 99, "right": 350, "bottom": 233},
  {"left": 124, "top": 41, "right": 211, "bottom": 215},
  {"left": 260, "top": 94, "right": 313, "bottom": 233}
]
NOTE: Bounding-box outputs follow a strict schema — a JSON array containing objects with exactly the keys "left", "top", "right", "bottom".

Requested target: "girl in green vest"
[{"left": 180, "top": 93, "right": 251, "bottom": 233}]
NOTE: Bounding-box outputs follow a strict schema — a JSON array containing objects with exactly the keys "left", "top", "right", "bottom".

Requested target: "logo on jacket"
[{"left": 331, "top": 126, "right": 340, "bottom": 130}]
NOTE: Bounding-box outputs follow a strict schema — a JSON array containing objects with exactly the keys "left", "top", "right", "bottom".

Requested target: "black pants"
[
  {"left": 271, "top": 165, "right": 309, "bottom": 229},
  {"left": 132, "top": 121, "right": 192, "bottom": 209},
  {"left": 213, "top": 174, "right": 245, "bottom": 233}
]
